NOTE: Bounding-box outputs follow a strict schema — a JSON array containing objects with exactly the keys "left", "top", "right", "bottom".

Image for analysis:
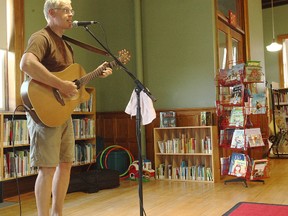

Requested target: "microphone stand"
[{"left": 82, "top": 25, "right": 156, "bottom": 216}]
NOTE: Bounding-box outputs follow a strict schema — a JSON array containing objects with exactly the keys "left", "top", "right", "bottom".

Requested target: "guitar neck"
[{"left": 77, "top": 61, "right": 115, "bottom": 88}]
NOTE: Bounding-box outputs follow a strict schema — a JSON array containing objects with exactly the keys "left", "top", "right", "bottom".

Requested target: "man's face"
[{"left": 50, "top": 3, "right": 74, "bottom": 29}]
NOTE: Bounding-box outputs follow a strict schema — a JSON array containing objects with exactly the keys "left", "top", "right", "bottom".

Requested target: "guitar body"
[{"left": 21, "top": 63, "right": 90, "bottom": 127}]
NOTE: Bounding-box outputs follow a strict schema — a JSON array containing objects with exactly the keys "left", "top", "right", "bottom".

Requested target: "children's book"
[
  {"left": 160, "top": 111, "right": 176, "bottom": 128},
  {"left": 220, "top": 156, "right": 230, "bottom": 176},
  {"left": 244, "top": 65, "right": 264, "bottom": 82},
  {"left": 228, "top": 152, "right": 248, "bottom": 178},
  {"left": 218, "top": 63, "right": 245, "bottom": 86},
  {"left": 251, "top": 93, "right": 266, "bottom": 114},
  {"left": 250, "top": 159, "right": 269, "bottom": 180},
  {"left": 231, "top": 129, "right": 245, "bottom": 149},
  {"left": 230, "top": 85, "right": 243, "bottom": 105},
  {"left": 229, "top": 107, "right": 244, "bottom": 127},
  {"left": 245, "top": 128, "right": 265, "bottom": 148}
]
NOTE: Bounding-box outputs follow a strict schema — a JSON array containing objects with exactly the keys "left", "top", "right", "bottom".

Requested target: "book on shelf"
[
  {"left": 219, "top": 129, "right": 235, "bottom": 146},
  {"left": 160, "top": 111, "right": 176, "bottom": 128},
  {"left": 74, "top": 143, "right": 95, "bottom": 165},
  {"left": 231, "top": 129, "right": 245, "bottom": 149},
  {"left": 250, "top": 158, "right": 269, "bottom": 180},
  {"left": 245, "top": 128, "right": 265, "bottom": 148},
  {"left": 74, "top": 93, "right": 94, "bottom": 112},
  {"left": 157, "top": 164, "right": 165, "bottom": 179},
  {"left": 220, "top": 157, "right": 230, "bottom": 175},
  {"left": 200, "top": 111, "right": 212, "bottom": 126},
  {"left": 250, "top": 93, "right": 266, "bottom": 114},
  {"left": 4, "top": 149, "right": 35, "bottom": 179},
  {"left": 3, "top": 119, "right": 29, "bottom": 146},
  {"left": 228, "top": 152, "right": 248, "bottom": 178},
  {"left": 229, "top": 107, "right": 244, "bottom": 127},
  {"left": 274, "top": 110, "right": 287, "bottom": 131}
]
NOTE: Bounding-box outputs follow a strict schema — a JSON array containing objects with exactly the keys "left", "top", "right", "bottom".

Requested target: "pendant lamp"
[{"left": 266, "top": 0, "right": 282, "bottom": 52}]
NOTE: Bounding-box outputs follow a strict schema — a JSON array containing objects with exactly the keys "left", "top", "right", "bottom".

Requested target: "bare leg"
[
  {"left": 51, "top": 162, "right": 72, "bottom": 216},
  {"left": 35, "top": 167, "right": 56, "bottom": 216}
]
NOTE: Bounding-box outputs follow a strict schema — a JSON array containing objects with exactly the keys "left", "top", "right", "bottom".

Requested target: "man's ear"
[{"left": 48, "top": 8, "right": 56, "bottom": 18}]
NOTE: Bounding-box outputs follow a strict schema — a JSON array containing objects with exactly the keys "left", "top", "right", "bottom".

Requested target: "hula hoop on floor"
[{"left": 100, "top": 145, "right": 134, "bottom": 179}]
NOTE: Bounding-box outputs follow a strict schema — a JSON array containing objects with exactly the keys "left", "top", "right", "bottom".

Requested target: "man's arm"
[{"left": 20, "top": 52, "right": 78, "bottom": 97}]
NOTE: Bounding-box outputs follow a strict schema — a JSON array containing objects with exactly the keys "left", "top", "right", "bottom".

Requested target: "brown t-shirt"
[{"left": 25, "top": 26, "right": 74, "bottom": 72}]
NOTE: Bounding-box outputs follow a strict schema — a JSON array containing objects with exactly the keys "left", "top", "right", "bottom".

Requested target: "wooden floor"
[{"left": 1, "top": 158, "right": 288, "bottom": 216}]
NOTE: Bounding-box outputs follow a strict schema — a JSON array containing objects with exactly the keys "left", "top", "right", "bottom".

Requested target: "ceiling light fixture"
[{"left": 266, "top": 0, "right": 282, "bottom": 52}]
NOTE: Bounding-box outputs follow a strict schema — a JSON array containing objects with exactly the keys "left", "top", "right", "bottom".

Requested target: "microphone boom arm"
[{"left": 83, "top": 26, "right": 157, "bottom": 102}]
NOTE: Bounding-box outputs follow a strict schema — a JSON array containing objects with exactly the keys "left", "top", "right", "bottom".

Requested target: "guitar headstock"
[{"left": 118, "top": 49, "right": 131, "bottom": 65}]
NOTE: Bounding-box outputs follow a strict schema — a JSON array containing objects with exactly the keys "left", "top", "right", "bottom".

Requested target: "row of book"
[
  {"left": 74, "top": 143, "right": 96, "bottom": 165},
  {"left": 220, "top": 153, "right": 269, "bottom": 180},
  {"left": 157, "top": 135, "right": 212, "bottom": 154},
  {"left": 2, "top": 143, "right": 97, "bottom": 179},
  {"left": 156, "top": 162, "right": 213, "bottom": 181},
  {"left": 220, "top": 128, "right": 265, "bottom": 149},
  {"left": 3, "top": 119, "right": 29, "bottom": 146},
  {"left": 2, "top": 117, "right": 95, "bottom": 146},
  {"left": 72, "top": 118, "right": 95, "bottom": 140},
  {"left": 3, "top": 150, "right": 38, "bottom": 179},
  {"left": 273, "top": 92, "right": 288, "bottom": 104},
  {"left": 74, "top": 93, "right": 94, "bottom": 112}
]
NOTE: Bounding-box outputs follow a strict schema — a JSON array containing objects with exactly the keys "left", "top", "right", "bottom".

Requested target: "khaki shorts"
[{"left": 27, "top": 113, "right": 75, "bottom": 167}]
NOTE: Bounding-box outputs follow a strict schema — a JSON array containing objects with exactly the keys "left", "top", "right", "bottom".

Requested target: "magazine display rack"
[
  {"left": 154, "top": 126, "right": 220, "bottom": 183},
  {"left": 216, "top": 62, "right": 269, "bottom": 187}
]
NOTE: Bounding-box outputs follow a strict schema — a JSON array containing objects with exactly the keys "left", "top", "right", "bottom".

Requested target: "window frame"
[{"left": 278, "top": 34, "right": 288, "bottom": 88}]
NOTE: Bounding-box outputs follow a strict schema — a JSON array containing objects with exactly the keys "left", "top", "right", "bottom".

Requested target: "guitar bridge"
[{"left": 53, "top": 89, "right": 65, "bottom": 106}]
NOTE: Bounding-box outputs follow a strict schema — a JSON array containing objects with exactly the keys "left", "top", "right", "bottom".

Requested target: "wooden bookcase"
[
  {"left": 0, "top": 87, "right": 96, "bottom": 200},
  {"left": 154, "top": 126, "right": 220, "bottom": 183},
  {"left": 270, "top": 85, "right": 288, "bottom": 156}
]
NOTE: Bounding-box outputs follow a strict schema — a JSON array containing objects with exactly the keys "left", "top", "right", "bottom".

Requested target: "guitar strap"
[{"left": 62, "top": 35, "right": 109, "bottom": 56}]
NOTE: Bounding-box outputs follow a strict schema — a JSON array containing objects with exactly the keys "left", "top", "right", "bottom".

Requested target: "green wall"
[
  {"left": 24, "top": 0, "right": 217, "bottom": 112},
  {"left": 25, "top": 1, "right": 275, "bottom": 112}
]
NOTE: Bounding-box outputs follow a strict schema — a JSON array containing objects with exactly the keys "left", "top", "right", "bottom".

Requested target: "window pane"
[
  {"left": 218, "top": 30, "right": 228, "bottom": 69},
  {"left": 232, "top": 38, "right": 239, "bottom": 66},
  {"left": 218, "top": 0, "right": 237, "bottom": 17},
  {"left": 218, "top": 0, "right": 243, "bottom": 29}
]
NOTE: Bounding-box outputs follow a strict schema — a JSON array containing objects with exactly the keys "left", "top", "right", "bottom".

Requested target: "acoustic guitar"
[{"left": 20, "top": 49, "right": 130, "bottom": 127}]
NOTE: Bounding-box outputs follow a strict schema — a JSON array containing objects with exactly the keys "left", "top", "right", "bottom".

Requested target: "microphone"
[{"left": 72, "top": 20, "right": 98, "bottom": 27}]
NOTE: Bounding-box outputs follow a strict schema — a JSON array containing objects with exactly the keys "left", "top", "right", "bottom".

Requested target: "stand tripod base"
[
  {"left": 224, "top": 178, "right": 265, "bottom": 187},
  {"left": 224, "top": 178, "right": 248, "bottom": 187}
]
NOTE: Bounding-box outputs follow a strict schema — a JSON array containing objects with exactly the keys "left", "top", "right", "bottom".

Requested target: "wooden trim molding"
[
  {"left": 11, "top": 0, "right": 25, "bottom": 109},
  {"left": 278, "top": 34, "right": 288, "bottom": 88}
]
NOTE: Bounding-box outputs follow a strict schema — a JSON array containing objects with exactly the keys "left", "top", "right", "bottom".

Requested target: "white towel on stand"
[{"left": 125, "top": 89, "right": 156, "bottom": 125}]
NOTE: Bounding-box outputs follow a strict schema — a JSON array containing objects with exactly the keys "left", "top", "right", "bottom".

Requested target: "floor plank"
[{"left": 1, "top": 159, "right": 287, "bottom": 216}]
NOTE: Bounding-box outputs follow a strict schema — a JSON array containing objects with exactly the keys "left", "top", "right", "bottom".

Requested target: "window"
[
  {"left": 279, "top": 35, "right": 288, "bottom": 88},
  {"left": 217, "top": 0, "right": 246, "bottom": 69},
  {"left": 217, "top": 19, "right": 245, "bottom": 69}
]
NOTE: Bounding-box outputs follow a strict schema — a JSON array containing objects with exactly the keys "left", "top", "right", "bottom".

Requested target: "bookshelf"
[
  {"left": 154, "top": 126, "right": 220, "bottom": 183},
  {"left": 0, "top": 87, "right": 96, "bottom": 199},
  {"left": 270, "top": 83, "right": 288, "bottom": 157}
]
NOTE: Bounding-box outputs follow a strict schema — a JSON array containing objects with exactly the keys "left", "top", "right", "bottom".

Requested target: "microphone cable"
[{"left": 10, "top": 104, "right": 26, "bottom": 216}]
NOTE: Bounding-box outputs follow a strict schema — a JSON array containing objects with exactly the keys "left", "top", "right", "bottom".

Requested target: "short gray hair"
[{"left": 43, "top": 0, "right": 71, "bottom": 22}]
